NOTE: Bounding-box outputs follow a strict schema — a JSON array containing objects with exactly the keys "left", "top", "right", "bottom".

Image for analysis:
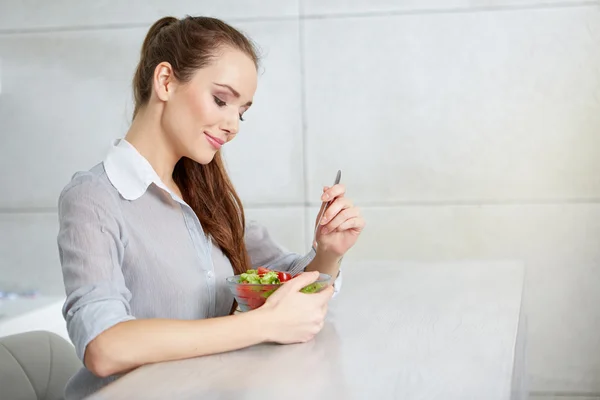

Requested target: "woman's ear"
[{"left": 153, "top": 61, "right": 175, "bottom": 102}]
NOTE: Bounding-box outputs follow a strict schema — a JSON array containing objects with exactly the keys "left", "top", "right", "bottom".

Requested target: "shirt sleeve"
[
  {"left": 57, "top": 173, "right": 135, "bottom": 361},
  {"left": 243, "top": 220, "right": 343, "bottom": 295}
]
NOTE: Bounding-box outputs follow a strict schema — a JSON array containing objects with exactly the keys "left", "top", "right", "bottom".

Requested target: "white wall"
[{"left": 1, "top": 1, "right": 599, "bottom": 398}]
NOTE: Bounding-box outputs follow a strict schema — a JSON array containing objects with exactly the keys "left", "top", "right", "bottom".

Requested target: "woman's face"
[{"left": 159, "top": 47, "right": 258, "bottom": 164}]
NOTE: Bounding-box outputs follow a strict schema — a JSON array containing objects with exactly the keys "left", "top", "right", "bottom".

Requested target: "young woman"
[{"left": 57, "top": 15, "right": 365, "bottom": 399}]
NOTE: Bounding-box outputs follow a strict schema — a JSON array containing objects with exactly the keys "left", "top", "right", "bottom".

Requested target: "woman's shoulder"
[{"left": 58, "top": 162, "right": 120, "bottom": 209}]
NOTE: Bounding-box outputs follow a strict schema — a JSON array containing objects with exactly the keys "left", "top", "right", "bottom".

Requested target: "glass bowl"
[{"left": 226, "top": 272, "right": 331, "bottom": 312}]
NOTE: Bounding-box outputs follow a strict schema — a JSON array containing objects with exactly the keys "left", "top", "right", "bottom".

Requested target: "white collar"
[{"left": 103, "top": 138, "right": 178, "bottom": 201}]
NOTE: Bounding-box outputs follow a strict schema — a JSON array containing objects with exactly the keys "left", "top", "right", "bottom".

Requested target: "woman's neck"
[{"left": 125, "top": 107, "right": 181, "bottom": 191}]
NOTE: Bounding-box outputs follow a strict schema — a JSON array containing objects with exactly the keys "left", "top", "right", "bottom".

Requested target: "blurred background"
[{"left": 0, "top": 0, "right": 599, "bottom": 398}]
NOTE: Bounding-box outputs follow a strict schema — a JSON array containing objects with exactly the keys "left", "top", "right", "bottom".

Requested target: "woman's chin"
[{"left": 187, "top": 149, "right": 218, "bottom": 165}]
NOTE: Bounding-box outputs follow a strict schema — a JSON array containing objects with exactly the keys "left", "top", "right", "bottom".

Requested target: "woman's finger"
[
  {"left": 335, "top": 215, "right": 366, "bottom": 233},
  {"left": 321, "top": 207, "right": 360, "bottom": 234},
  {"left": 320, "top": 197, "right": 353, "bottom": 226},
  {"left": 321, "top": 184, "right": 346, "bottom": 202}
]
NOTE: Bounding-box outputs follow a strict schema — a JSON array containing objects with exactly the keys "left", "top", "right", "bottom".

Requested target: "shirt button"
[{"left": 207, "top": 271, "right": 214, "bottom": 279}]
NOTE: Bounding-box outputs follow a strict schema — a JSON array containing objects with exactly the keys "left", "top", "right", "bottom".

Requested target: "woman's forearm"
[{"left": 85, "top": 309, "right": 269, "bottom": 378}]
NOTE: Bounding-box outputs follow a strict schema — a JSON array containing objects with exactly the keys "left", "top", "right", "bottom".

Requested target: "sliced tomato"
[
  {"left": 248, "top": 298, "right": 266, "bottom": 309},
  {"left": 277, "top": 271, "right": 292, "bottom": 282},
  {"left": 237, "top": 283, "right": 253, "bottom": 295},
  {"left": 257, "top": 266, "right": 271, "bottom": 276}
]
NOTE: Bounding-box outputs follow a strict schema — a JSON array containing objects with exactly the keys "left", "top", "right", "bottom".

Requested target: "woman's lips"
[{"left": 204, "top": 132, "right": 224, "bottom": 149}]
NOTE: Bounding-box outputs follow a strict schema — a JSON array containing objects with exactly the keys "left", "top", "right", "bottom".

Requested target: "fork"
[{"left": 312, "top": 170, "right": 342, "bottom": 248}]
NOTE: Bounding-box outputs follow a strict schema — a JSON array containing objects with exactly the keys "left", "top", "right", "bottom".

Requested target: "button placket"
[
  {"left": 182, "top": 204, "right": 217, "bottom": 317},
  {"left": 179, "top": 204, "right": 217, "bottom": 316}
]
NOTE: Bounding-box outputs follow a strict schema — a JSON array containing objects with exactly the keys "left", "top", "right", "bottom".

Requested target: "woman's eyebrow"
[{"left": 214, "top": 83, "right": 252, "bottom": 106}]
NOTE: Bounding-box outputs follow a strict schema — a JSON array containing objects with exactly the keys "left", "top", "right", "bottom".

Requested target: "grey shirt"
[{"left": 57, "top": 139, "right": 342, "bottom": 399}]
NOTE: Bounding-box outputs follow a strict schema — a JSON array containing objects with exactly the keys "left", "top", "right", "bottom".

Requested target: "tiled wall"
[{"left": 1, "top": 1, "right": 599, "bottom": 398}]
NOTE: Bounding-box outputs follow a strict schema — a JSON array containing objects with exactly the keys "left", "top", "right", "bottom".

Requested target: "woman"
[{"left": 57, "top": 15, "right": 364, "bottom": 399}]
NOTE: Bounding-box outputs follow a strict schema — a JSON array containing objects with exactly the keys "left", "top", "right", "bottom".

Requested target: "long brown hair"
[{"left": 132, "top": 16, "right": 259, "bottom": 279}]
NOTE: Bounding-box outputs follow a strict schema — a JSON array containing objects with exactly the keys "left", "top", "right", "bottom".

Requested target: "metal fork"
[{"left": 313, "top": 170, "right": 342, "bottom": 247}]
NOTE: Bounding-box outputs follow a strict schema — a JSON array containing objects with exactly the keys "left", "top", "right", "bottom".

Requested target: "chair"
[{"left": 0, "top": 331, "right": 81, "bottom": 400}]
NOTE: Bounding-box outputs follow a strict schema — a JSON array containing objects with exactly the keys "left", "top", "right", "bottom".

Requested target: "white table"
[
  {"left": 0, "top": 295, "right": 68, "bottom": 340},
  {"left": 89, "top": 261, "right": 527, "bottom": 400}
]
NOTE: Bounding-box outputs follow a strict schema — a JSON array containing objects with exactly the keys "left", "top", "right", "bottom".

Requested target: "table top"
[
  {"left": 89, "top": 260, "right": 525, "bottom": 400},
  {"left": 0, "top": 295, "right": 67, "bottom": 340},
  {"left": 0, "top": 295, "right": 63, "bottom": 322}
]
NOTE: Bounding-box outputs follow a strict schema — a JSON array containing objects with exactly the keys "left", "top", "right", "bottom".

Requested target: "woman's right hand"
[{"left": 257, "top": 271, "right": 335, "bottom": 344}]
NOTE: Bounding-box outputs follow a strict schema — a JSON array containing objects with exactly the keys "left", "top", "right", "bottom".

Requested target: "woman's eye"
[
  {"left": 239, "top": 114, "right": 245, "bottom": 122},
  {"left": 213, "top": 96, "right": 226, "bottom": 107}
]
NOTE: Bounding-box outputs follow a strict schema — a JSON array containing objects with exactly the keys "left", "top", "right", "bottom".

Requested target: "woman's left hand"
[{"left": 314, "top": 184, "right": 365, "bottom": 257}]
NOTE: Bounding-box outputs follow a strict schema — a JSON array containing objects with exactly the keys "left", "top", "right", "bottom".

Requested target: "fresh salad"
[{"left": 238, "top": 266, "right": 322, "bottom": 294}]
